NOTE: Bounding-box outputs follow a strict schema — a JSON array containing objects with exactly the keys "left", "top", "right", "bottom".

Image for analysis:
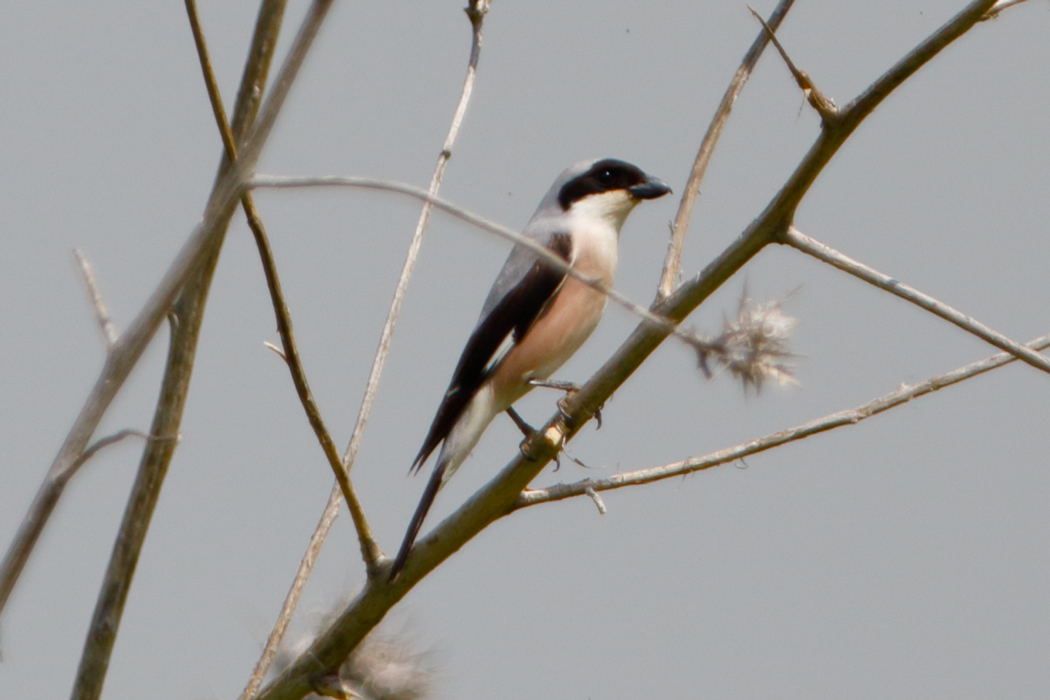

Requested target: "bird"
[{"left": 389, "top": 158, "right": 671, "bottom": 580}]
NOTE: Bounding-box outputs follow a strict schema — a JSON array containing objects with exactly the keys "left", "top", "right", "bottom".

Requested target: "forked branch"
[
  {"left": 519, "top": 331, "right": 1050, "bottom": 507},
  {"left": 254, "top": 3, "right": 1001, "bottom": 699},
  {"left": 243, "top": 1, "right": 493, "bottom": 696},
  {"left": 784, "top": 227, "right": 1050, "bottom": 375},
  {"left": 657, "top": 0, "right": 796, "bottom": 299}
]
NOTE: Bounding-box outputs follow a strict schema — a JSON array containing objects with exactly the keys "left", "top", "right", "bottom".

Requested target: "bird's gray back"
[{"left": 477, "top": 159, "right": 601, "bottom": 321}]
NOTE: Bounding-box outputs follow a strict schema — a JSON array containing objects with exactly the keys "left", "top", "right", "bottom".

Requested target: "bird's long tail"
[
  {"left": 389, "top": 460, "right": 446, "bottom": 580},
  {"left": 389, "top": 386, "right": 500, "bottom": 580}
]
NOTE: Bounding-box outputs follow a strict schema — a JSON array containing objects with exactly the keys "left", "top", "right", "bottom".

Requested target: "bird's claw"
[
  {"left": 531, "top": 378, "right": 603, "bottom": 430},
  {"left": 516, "top": 432, "right": 562, "bottom": 470}
]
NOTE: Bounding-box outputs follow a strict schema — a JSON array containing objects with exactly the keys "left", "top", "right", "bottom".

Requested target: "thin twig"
[
  {"left": 981, "top": 0, "right": 1032, "bottom": 20},
  {"left": 69, "top": 4, "right": 292, "bottom": 700},
  {"left": 517, "top": 331, "right": 1050, "bottom": 507},
  {"left": 340, "top": 0, "right": 491, "bottom": 479},
  {"left": 251, "top": 175, "right": 681, "bottom": 338},
  {"left": 584, "top": 486, "right": 606, "bottom": 515},
  {"left": 264, "top": 341, "right": 287, "bottom": 359},
  {"left": 71, "top": 429, "right": 173, "bottom": 473},
  {"left": 252, "top": 173, "right": 783, "bottom": 369},
  {"left": 784, "top": 226, "right": 1050, "bottom": 376},
  {"left": 747, "top": 5, "right": 838, "bottom": 120},
  {"left": 185, "top": 0, "right": 238, "bottom": 160},
  {"left": 657, "top": 0, "right": 796, "bottom": 300},
  {"left": 188, "top": 2, "right": 382, "bottom": 690},
  {"left": 238, "top": 488, "right": 342, "bottom": 700},
  {"left": 245, "top": 5, "right": 1004, "bottom": 698},
  {"left": 73, "top": 249, "right": 118, "bottom": 347},
  {"left": 187, "top": 0, "right": 380, "bottom": 570},
  {"left": 0, "top": 0, "right": 319, "bottom": 623},
  {"left": 245, "top": 2, "right": 492, "bottom": 693}
]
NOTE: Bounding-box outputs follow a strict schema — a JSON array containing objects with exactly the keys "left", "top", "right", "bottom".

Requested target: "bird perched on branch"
[{"left": 390, "top": 158, "right": 671, "bottom": 580}]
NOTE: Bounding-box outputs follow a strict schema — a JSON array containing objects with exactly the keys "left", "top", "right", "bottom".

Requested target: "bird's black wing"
[{"left": 409, "top": 232, "right": 573, "bottom": 474}]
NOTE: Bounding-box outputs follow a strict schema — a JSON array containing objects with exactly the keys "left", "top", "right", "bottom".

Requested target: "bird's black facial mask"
[{"left": 558, "top": 159, "right": 669, "bottom": 210}]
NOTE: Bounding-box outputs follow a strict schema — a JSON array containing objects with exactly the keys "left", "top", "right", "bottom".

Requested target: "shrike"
[{"left": 390, "top": 158, "right": 671, "bottom": 579}]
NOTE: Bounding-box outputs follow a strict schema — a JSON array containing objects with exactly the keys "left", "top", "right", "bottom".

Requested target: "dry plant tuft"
[
  {"left": 271, "top": 609, "right": 435, "bottom": 700},
  {"left": 687, "top": 292, "right": 799, "bottom": 393}
]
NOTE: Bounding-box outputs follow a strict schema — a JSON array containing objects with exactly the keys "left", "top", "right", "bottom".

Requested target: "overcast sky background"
[{"left": 2, "top": 1, "right": 1048, "bottom": 698}]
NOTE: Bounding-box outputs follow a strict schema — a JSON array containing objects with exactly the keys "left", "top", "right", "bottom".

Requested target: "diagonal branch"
[
  {"left": 340, "top": 0, "right": 492, "bottom": 483},
  {"left": 69, "top": 3, "right": 295, "bottom": 699},
  {"left": 187, "top": 0, "right": 381, "bottom": 571},
  {"left": 784, "top": 226, "right": 1050, "bottom": 376},
  {"left": 243, "top": 1, "right": 493, "bottom": 696},
  {"left": 518, "top": 331, "right": 1050, "bottom": 507},
  {"left": 0, "top": 0, "right": 333, "bottom": 623},
  {"left": 657, "top": 0, "right": 796, "bottom": 299},
  {"left": 254, "top": 4, "right": 1000, "bottom": 698},
  {"left": 251, "top": 175, "right": 683, "bottom": 339},
  {"left": 747, "top": 5, "right": 838, "bottom": 121}
]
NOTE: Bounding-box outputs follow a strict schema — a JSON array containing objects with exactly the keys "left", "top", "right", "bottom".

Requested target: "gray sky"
[{"left": 2, "top": 1, "right": 1049, "bottom": 698}]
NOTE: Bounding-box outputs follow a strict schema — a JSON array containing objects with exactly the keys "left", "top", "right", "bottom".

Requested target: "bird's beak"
[{"left": 628, "top": 175, "right": 673, "bottom": 200}]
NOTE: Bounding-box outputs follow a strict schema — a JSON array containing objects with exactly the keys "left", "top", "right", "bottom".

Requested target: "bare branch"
[
  {"left": 657, "top": 0, "right": 796, "bottom": 300},
  {"left": 784, "top": 226, "right": 1050, "bottom": 376},
  {"left": 0, "top": 427, "right": 173, "bottom": 578},
  {"left": 72, "top": 429, "right": 174, "bottom": 473},
  {"left": 244, "top": 1, "right": 493, "bottom": 693},
  {"left": 747, "top": 5, "right": 838, "bottom": 121},
  {"left": 244, "top": 5, "right": 1003, "bottom": 698},
  {"left": 68, "top": 3, "right": 296, "bottom": 699},
  {"left": 191, "top": 0, "right": 381, "bottom": 568},
  {"left": 264, "top": 340, "right": 287, "bottom": 360},
  {"left": 250, "top": 175, "right": 683, "bottom": 339},
  {"left": 73, "top": 249, "right": 118, "bottom": 347},
  {"left": 185, "top": 0, "right": 237, "bottom": 161},
  {"left": 187, "top": 10, "right": 385, "bottom": 695},
  {"left": 0, "top": 0, "right": 325, "bottom": 623},
  {"left": 838, "top": 0, "right": 998, "bottom": 133},
  {"left": 340, "top": 0, "right": 492, "bottom": 479},
  {"left": 518, "top": 330, "right": 1050, "bottom": 507},
  {"left": 981, "top": 0, "right": 1033, "bottom": 20},
  {"left": 584, "top": 486, "right": 607, "bottom": 515}
]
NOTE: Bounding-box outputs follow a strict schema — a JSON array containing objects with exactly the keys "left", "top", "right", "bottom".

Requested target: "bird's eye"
[{"left": 596, "top": 169, "right": 615, "bottom": 183}]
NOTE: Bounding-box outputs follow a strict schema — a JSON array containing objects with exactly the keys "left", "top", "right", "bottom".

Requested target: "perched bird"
[{"left": 389, "top": 158, "right": 671, "bottom": 580}]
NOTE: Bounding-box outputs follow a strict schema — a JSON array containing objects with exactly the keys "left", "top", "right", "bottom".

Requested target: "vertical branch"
[
  {"left": 254, "top": 3, "right": 1003, "bottom": 698},
  {"left": 188, "top": 0, "right": 382, "bottom": 571},
  {"left": 340, "top": 0, "right": 490, "bottom": 474},
  {"left": 244, "top": 2, "right": 492, "bottom": 695},
  {"left": 0, "top": 0, "right": 295, "bottom": 623},
  {"left": 657, "top": 0, "right": 794, "bottom": 300},
  {"left": 68, "top": 3, "right": 291, "bottom": 700}
]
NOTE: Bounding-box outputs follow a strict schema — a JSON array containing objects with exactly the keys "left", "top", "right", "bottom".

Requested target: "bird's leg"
[
  {"left": 527, "top": 379, "right": 604, "bottom": 429},
  {"left": 505, "top": 406, "right": 561, "bottom": 470},
  {"left": 505, "top": 406, "right": 535, "bottom": 437}
]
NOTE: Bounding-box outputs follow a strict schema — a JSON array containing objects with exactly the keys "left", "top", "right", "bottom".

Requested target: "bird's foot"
[
  {"left": 506, "top": 406, "right": 562, "bottom": 470},
  {"left": 528, "top": 379, "right": 603, "bottom": 429}
]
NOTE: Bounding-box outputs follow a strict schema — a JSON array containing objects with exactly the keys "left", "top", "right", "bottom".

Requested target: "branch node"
[
  {"left": 464, "top": 0, "right": 491, "bottom": 26},
  {"left": 747, "top": 6, "right": 840, "bottom": 123},
  {"left": 310, "top": 672, "right": 360, "bottom": 699},
  {"left": 981, "top": 0, "right": 1030, "bottom": 21}
]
